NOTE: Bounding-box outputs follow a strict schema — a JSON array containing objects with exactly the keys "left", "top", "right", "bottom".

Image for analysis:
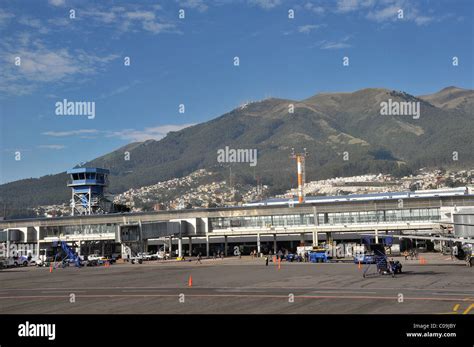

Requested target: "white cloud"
[
  {"left": 336, "top": 0, "right": 372, "bottom": 13},
  {"left": 41, "top": 124, "right": 196, "bottom": 143},
  {"left": 403, "top": 4, "right": 435, "bottom": 26},
  {"left": 331, "top": 0, "right": 436, "bottom": 26},
  {"left": 42, "top": 129, "right": 99, "bottom": 137},
  {"left": 304, "top": 3, "right": 325, "bottom": 15},
  {"left": 16, "top": 50, "right": 78, "bottom": 82},
  {"left": 98, "top": 82, "right": 140, "bottom": 100},
  {"left": 125, "top": 11, "right": 156, "bottom": 21},
  {"left": 319, "top": 36, "right": 352, "bottom": 50},
  {"left": 414, "top": 16, "right": 433, "bottom": 25},
  {"left": 176, "top": 0, "right": 209, "bottom": 12},
  {"left": 142, "top": 21, "right": 176, "bottom": 34},
  {"left": 249, "top": 0, "right": 282, "bottom": 10},
  {"left": 0, "top": 3, "right": 175, "bottom": 96},
  {"left": 0, "top": 37, "right": 119, "bottom": 95},
  {"left": 366, "top": 2, "right": 435, "bottom": 26},
  {"left": 38, "top": 144, "right": 66, "bottom": 150},
  {"left": 47, "top": 17, "right": 71, "bottom": 27},
  {"left": 48, "top": 0, "right": 65, "bottom": 6},
  {"left": 320, "top": 41, "right": 351, "bottom": 49},
  {"left": 78, "top": 6, "right": 178, "bottom": 35},
  {"left": 298, "top": 24, "right": 323, "bottom": 34},
  {"left": 18, "top": 17, "right": 50, "bottom": 34},
  {"left": 107, "top": 124, "right": 196, "bottom": 142},
  {"left": 83, "top": 9, "right": 118, "bottom": 24},
  {"left": 0, "top": 9, "right": 14, "bottom": 26},
  {"left": 366, "top": 5, "right": 400, "bottom": 22}
]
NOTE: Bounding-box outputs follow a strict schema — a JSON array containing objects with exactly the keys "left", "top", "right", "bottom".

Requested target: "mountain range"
[{"left": 1, "top": 86, "right": 473, "bottom": 218}]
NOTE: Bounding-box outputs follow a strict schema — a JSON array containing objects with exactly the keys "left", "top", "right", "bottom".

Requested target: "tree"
[{"left": 445, "top": 177, "right": 455, "bottom": 188}]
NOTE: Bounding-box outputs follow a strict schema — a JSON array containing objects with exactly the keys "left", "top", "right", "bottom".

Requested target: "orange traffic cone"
[
  {"left": 49, "top": 265, "right": 53, "bottom": 273},
  {"left": 358, "top": 261, "right": 361, "bottom": 270},
  {"left": 188, "top": 275, "right": 193, "bottom": 287},
  {"left": 278, "top": 257, "right": 281, "bottom": 270}
]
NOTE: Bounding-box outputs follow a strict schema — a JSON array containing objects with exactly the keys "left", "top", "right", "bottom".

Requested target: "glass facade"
[
  {"left": 40, "top": 224, "right": 117, "bottom": 239},
  {"left": 71, "top": 172, "right": 105, "bottom": 182},
  {"left": 210, "top": 214, "right": 315, "bottom": 229},
  {"left": 210, "top": 208, "right": 440, "bottom": 231}
]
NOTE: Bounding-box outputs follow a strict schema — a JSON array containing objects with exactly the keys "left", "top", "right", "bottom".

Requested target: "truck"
[
  {"left": 353, "top": 253, "right": 376, "bottom": 264},
  {"left": 309, "top": 247, "right": 329, "bottom": 263},
  {"left": 2, "top": 255, "right": 34, "bottom": 267},
  {"left": 130, "top": 255, "right": 144, "bottom": 264}
]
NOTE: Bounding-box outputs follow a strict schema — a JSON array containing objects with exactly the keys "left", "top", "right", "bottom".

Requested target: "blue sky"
[{"left": 0, "top": 0, "right": 472, "bottom": 184}]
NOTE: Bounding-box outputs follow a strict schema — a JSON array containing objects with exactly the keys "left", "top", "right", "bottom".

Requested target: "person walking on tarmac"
[
  {"left": 196, "top": 252, "right": 202, "bottom": 264},
  {"left": 451, "top": 244, "right": 458, "bottom": 261},
  {"left": 265, "top": 255, "right": 269, "bottom": 266}
]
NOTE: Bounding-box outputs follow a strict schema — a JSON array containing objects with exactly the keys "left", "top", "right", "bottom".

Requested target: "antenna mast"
[{"left": 290, "top": 148, "right": 308, "bottom": 203}]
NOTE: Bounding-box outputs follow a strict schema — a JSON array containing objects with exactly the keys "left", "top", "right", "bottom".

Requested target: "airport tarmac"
[{"left": 0, "top": 254, "right": 473, "bottom": 314}]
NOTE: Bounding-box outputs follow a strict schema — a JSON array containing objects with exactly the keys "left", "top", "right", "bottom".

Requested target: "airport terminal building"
[{"left": 1, "top": 187, "right": 473, "bottom": 259}]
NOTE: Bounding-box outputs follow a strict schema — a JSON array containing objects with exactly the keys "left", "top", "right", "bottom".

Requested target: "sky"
[{"left": 0, "top": 0, "right": 472, "bottom": 184}]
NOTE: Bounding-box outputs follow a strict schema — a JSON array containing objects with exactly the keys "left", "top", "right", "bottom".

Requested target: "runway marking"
[
  {"left": 41, "top": 291, "right": 86, "bottom": 294},
  {"left": 434, "top": 293, "right": 474, "bottom": 296},
  {"left": 463, "top": 304, "right": 474, "bottom": 314},
  {"left": 119, "top": 289, "right": 379, "bottom": 295},
  {"left": 0, "top": 293, "right": 472, "bottom": 302},
  {"left": 438, "top": 303, "right": 474, "bottom": 315},
  {"left": 1, "top": 286, "right": 473, "bottom": 294}
]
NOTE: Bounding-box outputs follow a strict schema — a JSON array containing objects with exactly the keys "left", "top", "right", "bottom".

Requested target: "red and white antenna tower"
[{"left": 290, "top": 148, "right": 308, "bottom": 204}]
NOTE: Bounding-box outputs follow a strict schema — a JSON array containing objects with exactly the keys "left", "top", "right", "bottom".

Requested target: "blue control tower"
[{"left": 67, "top": 168, "right": 110, "bottom": 216}]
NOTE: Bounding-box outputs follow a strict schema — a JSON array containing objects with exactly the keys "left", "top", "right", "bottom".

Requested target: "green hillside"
[{"left": 1, "top": 86, "right": 472, "bottom": 218}]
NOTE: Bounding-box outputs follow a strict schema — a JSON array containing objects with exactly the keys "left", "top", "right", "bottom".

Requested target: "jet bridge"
[{"left": 118, "top": 221, "right": 182, "bottom": 258}]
